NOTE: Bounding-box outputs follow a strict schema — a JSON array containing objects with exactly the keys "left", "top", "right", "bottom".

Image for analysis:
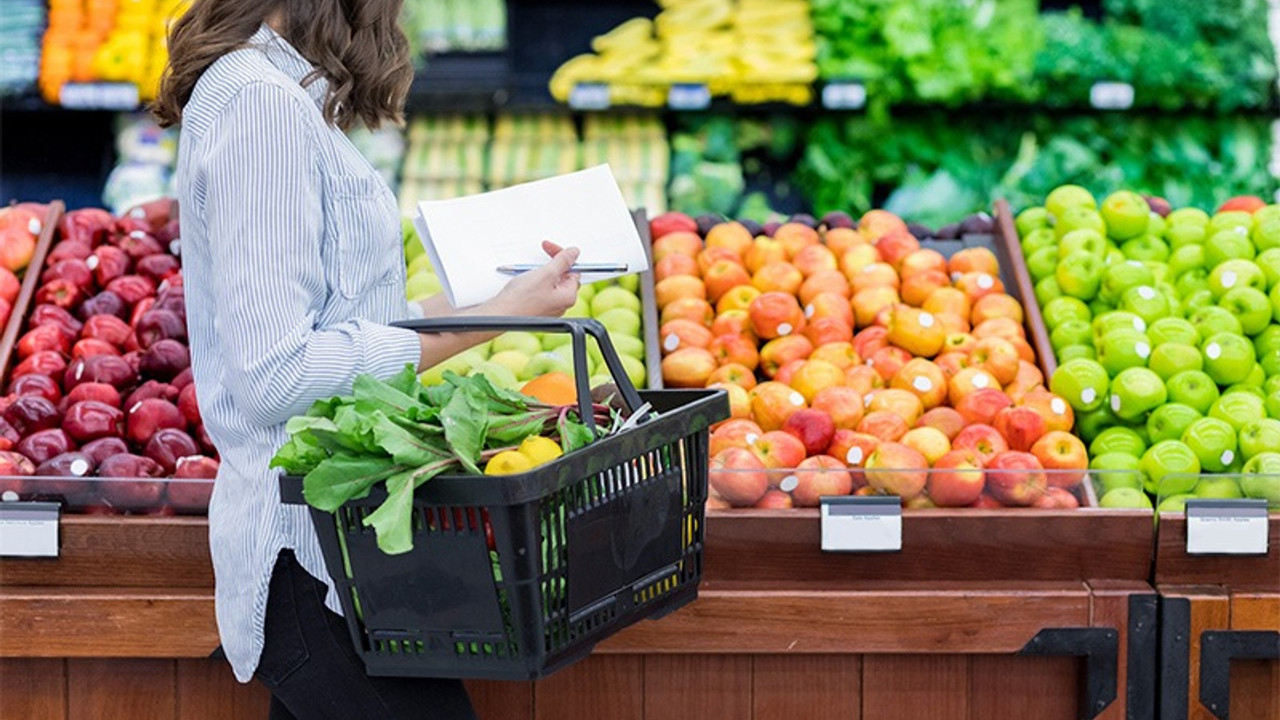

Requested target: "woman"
[{"left": 153, "top": 2, "right": 580, "bottom": 717}]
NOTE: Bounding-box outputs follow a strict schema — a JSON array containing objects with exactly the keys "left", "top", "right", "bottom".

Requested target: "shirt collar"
[{"left": 248, "top": 23, "right": 329, "bottom": 107}]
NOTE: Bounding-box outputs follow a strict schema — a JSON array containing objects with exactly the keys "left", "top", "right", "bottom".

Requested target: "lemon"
[
  {"left": 484, "top": 451, "right": 533, "bottom": 475},
  {"left": 518, "top": 436, "right": 564, "bottom": 467}
]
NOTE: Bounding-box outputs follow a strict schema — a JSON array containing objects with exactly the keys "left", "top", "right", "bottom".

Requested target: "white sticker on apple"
[
  {"left": 913, "top": 376, "right": 932, "bottom": 392},
  {"left": 864, "top": 393, "right": 875, "bottom": 407},
  {"left": 1206, "top": 342, "right": 1222, "bottom": 360},
  {"left": 70, "top": 459, "right": 89, "bottom": 476},
  {"left": 789, "top": 392, "right": 805, "bottom": 407},
  {"left": 1138, "top": 285, "right": 1156, "bottom": 300},
  {"left": 1235, "top": 226, "right": 1249, "bottom": 236},
  {"left": 1136, "top": 342, "right": 1151, "bottom": 359},
  {"left": 1111, "top": 394, "right": 1122, "bottom": 412},
  {"left": 130, "top": 208, "right": 147, "bottom": 219},
  {"left": 804, "top": 304, "right": 816, "bottom": 318},
  {"left": 951, "top": 271, "right": 962, "bottom": 282},
  {"left": 918, "top": 312, "right": 935, "bottom": 328},
  {"left": 1051, "top": 397, "right": 1067, "bottom": 415},
  {"left": 85, "top": 255, "right": 99, "bottom": 270},
  {"left": 130, "top": 230, "right": 147, "bottom": 240},
  {"left": 977, "top": 273, "right": 994, "bottom": 289},
  {"left": 1222, "top": 270, "right": 1238, "bottom": 289},
  {"left": 973, "top": 373, "right": 990, "bottom": 389},
  {"left": 1134, "top": 317, "right": 1146, "bottom": 332},
  {"left": 780, "top": 475, "right": 799, "bottom": 492},
  {"left": 1, "top": 490, "right": 17, "bottom": 502},
  {"left": 846, "top": 447, "right": 864, "bottom": 465},
  {"left": 778, "top": 323, "right": 793, "bottom": 336},
  {"left": 1127, "top": 260, "right": 1144, "bottom": 268},
  {"left": 1082, "top": 387, "right": 1097, "bottom": 405},
  {"left": 746, "top": 433, "right": 759, "bottom": 446},
  {"left": 1221, "top": 450, "right": 1234, "bottom": 465},
  {"left": 28, "top": 218, "right": 41, "bottom": 235},
  {"left": 663, "top": 334, "right": 680, "bottom": 352}
]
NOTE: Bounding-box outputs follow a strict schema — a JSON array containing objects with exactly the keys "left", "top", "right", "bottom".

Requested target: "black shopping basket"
[{"left": 279, "top": 317, "right": 728, "bottom": 680}]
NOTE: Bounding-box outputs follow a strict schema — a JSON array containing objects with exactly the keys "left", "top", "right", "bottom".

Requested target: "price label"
[
  {"left": 1185, "top": 499, "right": 1269, "bottom": 555},
  {"left": 821, "top": 496, "right": 902, "bottom": 553},
  {"left": 1089, "top": 82, "right": 1135, "bottom": 110},
  {"left": 0, "top": 501, "right": 60, "bottom": 558},
  {"left": 822, "top": 82, "right": 867, "bottom": 110},
  {"left": 59, "top": 82, "right": 140, "bottom": 110},
  {"left": 668, "top": 83, "right": 711, "bottom": 111},
  {"left": 568, "top": 83, "right": 610, "bottom": 111}
]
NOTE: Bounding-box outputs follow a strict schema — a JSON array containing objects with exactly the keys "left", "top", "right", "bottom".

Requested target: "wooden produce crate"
[
  {"left": 0, "top": 201, "right": 64, "bottom": 380},
  {"left": 1156, "top": 509, "right": 1280, "bottom": 720}
]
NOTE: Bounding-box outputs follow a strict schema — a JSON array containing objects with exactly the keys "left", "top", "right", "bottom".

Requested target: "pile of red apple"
[
  {"left": 0, "top": 199, "right": 218, "bottom": 515},
  {"left": 0, "top": 202, "right": 51, "bottom": 328},
  {"left": 649, "top": 209, "right": 1087, "bottom": 510}
]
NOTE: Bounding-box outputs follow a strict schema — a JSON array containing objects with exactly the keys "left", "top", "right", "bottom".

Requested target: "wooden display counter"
[
  {"left": 1156, "top": 513, "right": 1280, "bottom": 720},
  {"left": 1, "top": 505, "right": 1158, "bottom": 719}
]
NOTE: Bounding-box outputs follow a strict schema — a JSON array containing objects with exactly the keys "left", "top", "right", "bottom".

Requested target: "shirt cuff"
[{"left": 360, "top": 320, "right": 422, "bottom": 379}]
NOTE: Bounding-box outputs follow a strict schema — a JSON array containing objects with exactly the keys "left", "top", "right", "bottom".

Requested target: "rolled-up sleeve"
[{"left": 201, "top": 82, "right": 421, "bottom": 428}]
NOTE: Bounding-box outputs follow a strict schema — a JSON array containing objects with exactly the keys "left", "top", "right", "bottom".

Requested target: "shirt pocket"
[{"left": 324, "top": 173, "right": 402, "bottom": 300}]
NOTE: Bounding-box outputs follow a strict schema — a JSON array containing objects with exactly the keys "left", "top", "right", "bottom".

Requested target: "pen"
[{"left": 496, "top": 263, "right": 630, "bottom": 275}]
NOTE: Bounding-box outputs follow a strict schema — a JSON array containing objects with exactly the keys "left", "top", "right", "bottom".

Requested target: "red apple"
[
  {"left": 985, "top": 451, "right": 1048, "bottom": 507},
  {"left": 789, "top": 455, "right": 854, "bottom": 506},
  {"left": 927, "top": 450, "right": 986, "bottom": 507},
  {"left": 709, "top": 448, "right": 769, "bottom": 507},
  {"left": 1029, "top": 431, "right": 1087, "bottom": 489},
  {"left": 954, "top": 387, "right": 1013, "bottom": 427},
  {"left": 952, "top": 424, "right": 1009, "bottom": 465},
  {"left": 864, "top": 441, "right": 928, "bottom": 499},
  {"left": 992, "top": 406, "right": 1048, "bottom": 453},
  {"left": 781, "top": 408, "right": 837, "bottom": 456}
]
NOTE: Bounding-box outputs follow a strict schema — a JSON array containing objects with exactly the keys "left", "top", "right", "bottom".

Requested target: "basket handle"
[{"left": 390, "top": 316, "right": 645, "bottom": 434}]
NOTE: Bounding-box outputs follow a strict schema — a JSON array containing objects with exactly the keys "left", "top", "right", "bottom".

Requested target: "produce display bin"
[
  {"left": 280, "top": 316, "right": 729, "bottom": 681},
  {"left": 0, "top": 201, "right": 63, "bottom": 380},
  {"left": 633, "top": 208, "right": 663, "bottom": 391}
]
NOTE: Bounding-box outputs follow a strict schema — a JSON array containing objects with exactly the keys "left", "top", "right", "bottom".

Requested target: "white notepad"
[{"left": 412, "top": 165, "right": 649, "bottom": 308}]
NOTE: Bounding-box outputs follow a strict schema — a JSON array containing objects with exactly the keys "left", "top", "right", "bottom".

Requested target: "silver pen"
[{"left": 496, "top": 263, "right": 629, "bottom": 275}]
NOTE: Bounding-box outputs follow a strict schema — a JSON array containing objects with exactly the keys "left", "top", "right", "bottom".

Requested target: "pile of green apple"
[
  {"left": 1017, "top": 186, "right": 1280, "bottom": 511},
  {"left": 403, "top": 222, "right": 650, "bottom": 391}
]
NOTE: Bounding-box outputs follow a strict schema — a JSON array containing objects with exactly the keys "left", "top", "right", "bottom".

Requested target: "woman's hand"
[{"left": 487, "top": 241, "right": 581, "bottom": 318}]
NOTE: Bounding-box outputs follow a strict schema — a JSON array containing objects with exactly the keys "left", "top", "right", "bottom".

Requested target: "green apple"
[
  {"left": 1217, "top": 287, "right": 1273, "bottom": 335},
  {"left": 563, "top": 296, "right": 591, "bottom": 318},
  {"left": 1241, "top": 471, "right": 1280, "bottom": 507},
  {"left": 1189, "top": 307, "right": 1244, "bottom": 340},
  {"left": 1253, "top": 214, "right": 1280, "bottom": 253},
  {"left": 1157, "top": 494, "right": 1197, "bottom": 513},
  {"left": 609, "top": 334, "right": 647, "bottom": 360},
  {"left": 1043, "top": 296, "right": 1093, "bottom": 331},
  {"left": 1056, "top": 207, "right": 1107, "bottom": 240},
  {"left": 1090, "top": 427, "right": 1148, "bottom": 458},
  {"left": 617, "top": 274, "right": 640, "bottom": 294},
  {"left": 1035, "top": 276, "right": 1063, "bottom": 306},
  {"left": 1167, "top": 207, "right": 1210, "bottom": 229},
  {"left": 1165, "top": 222, "right": 1208, "bottom": 249},
  {"left": 1109, "top": 367, "right": 1167, "bottom": 421},
  {"left": 418, "top": 349, "right": 485, "bottom": 386},
  {"left": 1209, "top": 391, "right": 1267, "bottom": 432},
  {"left": 1180, "top": 288, "right": 1215, "bottom": 317},
  {"left": 1148, "top": 343, "right": 1203, "bottom": 381},
  {"left": 1174, "top": 270, "right": 1210, "bottom": 301},
  {"left": 1120, "top": 235, "right": 1170, "bottom": 263},
  {"left": 1204, "top": 230, "right": 1255, "bottom": 268},
  {"left": 1194, "top": 477, "right": 1244, "bottom": 500},
  {"left": 1059, "top": 229, "right": 1108, "bottom": 259},
  {"left": 1099, "top": 261, "right": 1155, "bottom": 305},
  {"left": 405, "top": 271, "right": 443, "bottom": 301},
  {"left": 1266, "top": 375, "right": 1280, "bottom": 395},
  {"left": 1257, "top": 326, "right": 1280, "bottom": 357},
  {"left": 1168, "top": 245, "right": 1206, "bottom": 279},
  {"left": 1120, "top": 285, "right": 1171, "bottom": 325},
  {"left": 541, "top": 332, "right": 571, "bottom": 351},
  {"left": 1058, "top": 344, "right": 1097, "bottom": 362},
  {"left": 1148, "top": 317, "right": 1200, "bottom": 347},
  {"left": 1023, "top": 230, "right": 1059, "bottom": 262},
  {"left": 551, "top": 344, "right": 596, "bottom": 377},
  {"left": 1181, "top": 416, "right": 1238, "bottom": 471},
  {"left": 1201, "top": 332, "right": 1257, "bottom": 386},
  {"left": 1268, "top": 390, "right": 1280, "bottom": 419},
  {"left": 1208, "top": 259, "right": 1267, "bottom": 299},
  {"left": 1140, "top": 440, "right": 1201, "bottom": 495},
  {"left": 1076, "top": 405, "right": 1125, "bottom": 444},
  {"left": 619, "top": 354, "right": 646, "bottom": 388},
  {"left": 576, "top": 283, "right": 597, "bottom": 303},
  {"left": 524, "top": 350, "right": 575, "bottom": 380},
  {"left": 493, "top": 331, "right": 544, "bottom": 357},
  {"left": 1147, "top": 403, "right": 1203, "bottom": 443},
  {"left": 1255, "top": 249, "right": 1280, "bottom": 290},
  {"left": 1243, "top": 451, "right": 1280, "bottom": 475},
  {"left": 1145, "top": 261, "right": 1172, "bottom": 285},
  {"left": 590, "top": 286, "right": 641, "bottom": 317},
  {"left": 595, "top": 307, "right": 641, "bottom": 338},
  {"left": 1208, "top": 211, "right": 1254, "bottom": 237},
  {"left": 1225, "top": 384, "right": 1266, "bottom": 400},
  {"left": 1089, "top": 299, "right": 1116, "bottom": 318},
  {"left": 1259, "top": 347, "right": 1280, "bottom": 378},
  {"left": 1244, "top": 363, "right": 1267, "bottom": 388},
  {"left": 468, "top": 361, "right": 520, "bottom": 391},
  {"left": 489, "top": 350, "right": 532, "bottom": 380},
  {"left": 1056, "top": 252, "right": 1105, "bottom": 299},
  {"left": 1097, "top": 328, "right": 1152, "bottom": 376},
  {"left": 1028, "top": 247, "right": 1060, "bottom": 282},
  {"left": 1050, "top": 319, "right": 1094, "bottom": 353},
  {"left": 1094, "top": 311, "right": 1147, "bottom": 340},
  {"left": 1106, "top": 247, "right": 1126, "bottom": 267},
  {"left": 1016, "top": 206, "right": 1051, "bottom": 238},
  {"left": 1254, "top": 204, "right": 1280, "bottom": 226},
  {"left": 1091, "top": 453, "right": 1146, "bottom": 494},
  {"left": 1148, "top": 211, "right": 1167, "bottom": 238},
  {"left": 1051, "top": 358, "right": 1110, "bottom": 412},
  {"left": 407, "top": 253, "right": 434, "bottom": 277},
  {"left": 1101, "top": 190, "right": 1151, "bottom": 240},
  {"left": 1238, "top": 417, "right": 1280, "bottom": 460},
  {"left": 1046, "top": 184, "right": 1097, "bottom": 220},
  {"left": 1099, "top": 487, "right": 1154, "bottom": 509},
  {"left": 1166, "top": 369, "right": 1221, "bottom": 415},
  {"left": 1268, "top": 283, "right": 1280, "bottom": 325}
]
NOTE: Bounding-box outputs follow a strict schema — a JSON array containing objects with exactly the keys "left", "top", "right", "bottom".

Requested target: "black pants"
[{"left": 255, "top": 549, "right": 477, "bottom": 720}]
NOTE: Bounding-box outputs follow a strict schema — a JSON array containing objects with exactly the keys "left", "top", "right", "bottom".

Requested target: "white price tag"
[
  {"left": 0, "top": 502, "right": 60, "bottom": 558},
  {"left": 59, "top": 82, "right": 140, "bottom": 110},
  {"left": 668, "top": 83, "right": 711, "bottom": 111},
  {"left": 821, "top": 496, "right": 902, "bottom": 553},
  {"left": 1089, "top": 82, "right": 1135, "bottom": 110},
  {"left": 1185, "top": 499, "right": 1269, "bottom": 556},
  {"left": 568, "top": 83, "right": 610, "bottom": 111},
  {"left": 822, "top": 82, "right": 867, "bottom": 110}
]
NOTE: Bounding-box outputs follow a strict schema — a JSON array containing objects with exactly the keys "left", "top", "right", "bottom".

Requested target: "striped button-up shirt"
[{"left": 175, "top": 24, "right": 423, "bottom": 683}]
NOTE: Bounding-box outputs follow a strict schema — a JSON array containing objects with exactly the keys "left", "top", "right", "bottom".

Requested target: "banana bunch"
[{"left": 549, "top": 0, "right": 817, "bottom": 106}]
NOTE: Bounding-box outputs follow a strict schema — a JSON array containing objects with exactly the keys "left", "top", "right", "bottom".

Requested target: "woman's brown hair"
[{"left": 152, "top": 0, "right": 412, "bottom": 131}]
